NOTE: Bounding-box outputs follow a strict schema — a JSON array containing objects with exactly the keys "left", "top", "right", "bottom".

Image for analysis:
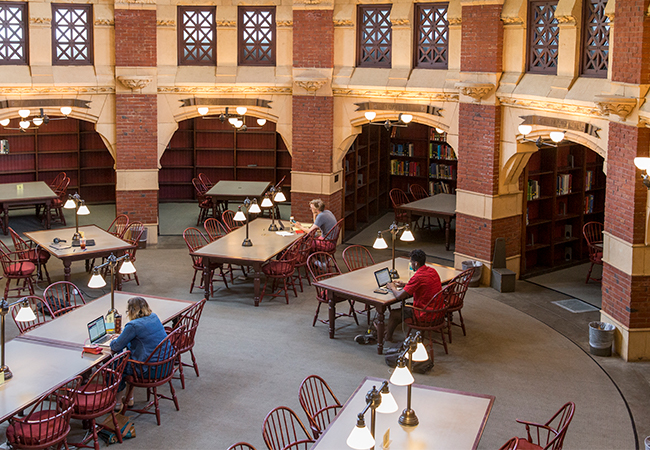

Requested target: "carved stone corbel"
[
  {"left": 594, "top": 95, "right": 637, "bottom": 121},
  {"left": 295, "top": 80, "right": 326, "bottom": 94},
  {"left": 117, "top": 76, "right": 153, "bottom": 91},
  {"left": 455, "top": 82, "right": 495, "bottom": 103}
]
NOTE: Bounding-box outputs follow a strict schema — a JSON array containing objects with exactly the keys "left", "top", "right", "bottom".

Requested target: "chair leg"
[
  {"left": 169, "top": 380, "right": 180, "bottom": 411},
  {"left": 110, "top": 412, "right": 124, "bottom": 444},
  {"left": 178, "top": 355, "right": 186, "bottom": 389},
  {"left": 586, "top": 262, "right": 594, "bottom": 284},
  {"left": 189, "top": 268, "right": 198, "bottom": 293},
  {"left": 189, "top": 349, "right": 199, "bottom": 377},
  {"left": 458, "top": 310, "right": 466, "bottom": 336},
  {"left": 42, "top": 263, "right": 51, "bottom": 284},
  {"left": 153, "top": 386, "right": 161, "bottom": 426},
  {"left": 313, "top": 302, "right": 322, "bottom": 326}
]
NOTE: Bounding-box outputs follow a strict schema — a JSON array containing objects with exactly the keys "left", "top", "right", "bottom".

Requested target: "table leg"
[
  {"left": 253, "top": 265, "right": 261, "bottom": 306},
  {"left": 63, "top": 260, "right": 72, "bottom": 282},
  {"left": 445, "top": 218, "right": 451, "bottom": 251},
  {"left": 202, "top": 258, "right": 211, "bottom": 300},
  {"left": 375, "top": 305, "right": 386, "bottom": 354},
  {"left": 1, "top": 204, "right": 8, "bottom": 235},
  {"left": 328, "top": 294, "right": 336, "bottom": 339},
  {"left": 44, "top": 200, "right": 51, "bottom": 229}
]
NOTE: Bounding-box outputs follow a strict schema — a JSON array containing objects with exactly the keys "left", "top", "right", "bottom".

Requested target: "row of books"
[
  {"left": 557, "top": 174, "right": 572, "bottom": 195},
  {"left": 429, "top": 143, "right": 456, "bottom": 160},
  {"left": 430, "top": 163, "right": 455, "bottom": 180},
  {"left": 585, "top": 194, "right": 595, "bottom": 214},
  {"left": 527, "top": 180, "right": 540, "bottom": 200},
  {"left": 390, "top": 160, "right": 421, "bottom": 176},
  {"left": 585, "top": 170, "right": 595, "bottom": 191},
  {"left": 429, "top": 128, "right": 447, "bottom": 142},
  {"left": 390, "top": 143, "right": 415, "bottom": 157},
  {"left": 430, "top": 180, "right": 453, "bottom": 194}
]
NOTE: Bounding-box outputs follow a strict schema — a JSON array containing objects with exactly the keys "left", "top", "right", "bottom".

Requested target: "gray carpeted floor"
[{"left": 527, "top": 263, "right": 603, "bottom": 308}]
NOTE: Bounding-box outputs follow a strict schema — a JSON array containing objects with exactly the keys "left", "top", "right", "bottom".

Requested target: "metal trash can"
[
  {"left": 588, "top": 321, "right": 615, "bottom": 356},
  {"left": 461, "top": 260, "right": 483, "bottom": 287},
  {"left": 137, "top": 227, "right": 148, "bottom": 249}
]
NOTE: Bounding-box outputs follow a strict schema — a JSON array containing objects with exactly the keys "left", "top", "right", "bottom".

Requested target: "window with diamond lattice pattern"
[
  {"left": 415, "top": 3, "right": 448, "bottom": 69},
  {"left": 581, "top": 0, "right": 609, "bottom": 78},
  {"left": 0, "top": 3, "right": 27, "bottom": 65},
  {"left": 527, "top": 1, "right": 558, "bottom": 74},
  {"left": 52, "top": 4, "right": 93, "bottom": 65},
  {"left": 238, "top": 7, "right": 275, "bottom": 66},
  {"left": 357, "top": 5, "right": 392, "bottom": 68},
  {"left": 178, "top": 6, "right": 216, "bottom": 66}
]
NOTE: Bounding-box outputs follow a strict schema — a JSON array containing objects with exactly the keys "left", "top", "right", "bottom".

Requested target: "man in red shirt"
[{"left": 385, "top": 249, "right": 442, "bottom": 342}]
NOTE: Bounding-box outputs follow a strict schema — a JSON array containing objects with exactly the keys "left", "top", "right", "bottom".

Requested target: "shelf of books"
[{"left": 521, "top": 143, "right": 605, "bottom": 277}]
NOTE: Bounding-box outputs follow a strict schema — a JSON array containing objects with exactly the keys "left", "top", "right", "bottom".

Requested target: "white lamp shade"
[
  {"left": 77, "top": 203, "right": 90, "bottom": 215},
  {"left": 261, "top": 196, "right": 273, "bottom": 208},
  {"left": 233, "top": 209, "right": 246, "bottom": 221},
  {"left": 32, "top": 117, "right": 44, "bottom": 126},
  {"left": 236, "top": 106, "right": 247, "bottom": 115},
  {"left": 634, "top": 157, "right": 650, "bottom": 171},
  {"left": 376, "top": 391, "right": 399, "bottom": 414},
  {"left": 364, "top": 111, "right": 376, "bottom": 121},
  {"left": 60, "top": 106, "right": 72, "bottom": 116},
  {"left": 18, "top": 109, "right": 30, "bottom": 118},
  {"left": 19, "top": 120, "right": 30, "bottom": 129},
  {"left": 400, "top": 113, "right": 413, "bottom": 124},
  {"left": 412, "top": 342, "right": 428, "bottom": 361},
  {"left": 550, "top": 131, "right": 565, "bottom": 143},
  {"left": 390, "top": 364, "right": 414, "bottom": 386},
  {"left": 518, "top": 124, "right": 533, "bottom": 136},
  {"left": 373, "top": 233, "right": 388, "bottom": 249},
  {"left": 249, "top": 201, "right": 261, "bottom": 214},
  {"left": 88, "top": 272, "right": 107, "bottom": 288},
  {"left": 198, "top": 107, "right": 209, "bottom": 116},
  {"left": 64, "top": 198, "right": 76, "bottom": 209},
  {"left": 346, "top": 423, "right": 375, "bottom": 450},
  {"left": 228, "top": 117, "right": 238, "bottom": 125},
  {"left": 257, "top": 118, "right": 267, "bottom": 126},
  {"left": 119, "top": 260, "right": 136, "bottom": 274},
  {"left": 234, "top": 119, "right": 244, "bottom": 128},
  {"left": 400, "top": 229, "right": 415, "bottom": 242},
  {"left": 0, "top": 118, "right": 9, "bottom": 126},
  {"left": 273, "top": 191, "right": 286, "bottom": 202},
  {"left": 14, "top": 304, "right": 36, "bottom": 322}
]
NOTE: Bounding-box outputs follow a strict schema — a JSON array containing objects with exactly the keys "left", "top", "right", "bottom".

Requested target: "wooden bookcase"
[
  {"left": 389, "top": 123, "right": 457, "bottom": 195},
  {"left": 0, "top": 118, "right": 115, "bottom": 203},
  {"left": 159, "top": 116, "right": 291, "bottom": 202},
  {"left": 521, "top": 143, "right": 605, "bottom": 277},
  {"left": 343, "top": 124, "right": 390, "bottom": 235}
]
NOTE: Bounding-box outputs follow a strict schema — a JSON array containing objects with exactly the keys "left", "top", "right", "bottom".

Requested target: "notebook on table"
[{"left": 87, "top": 316, "right": 117, "bottom": 347}]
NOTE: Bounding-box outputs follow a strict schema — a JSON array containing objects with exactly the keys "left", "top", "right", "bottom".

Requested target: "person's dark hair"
[
  {"left": 126, "top": 296, "right": 152, "bottom": 321},
  {"left": 409, "top": 249, "right": 426, "bottom": 267},
  {"left": 310, "top": 199, "right": 325, "bottom": 212}
]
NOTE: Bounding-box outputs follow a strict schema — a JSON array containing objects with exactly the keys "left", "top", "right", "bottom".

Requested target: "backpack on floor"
[{"left": 384, "top": 341, "right": 434, "bottom": 374}]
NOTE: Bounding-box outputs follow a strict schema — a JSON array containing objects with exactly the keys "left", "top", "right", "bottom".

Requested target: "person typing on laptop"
[{"left": 384, "top": 249, "right": 442, "bottom": 343}]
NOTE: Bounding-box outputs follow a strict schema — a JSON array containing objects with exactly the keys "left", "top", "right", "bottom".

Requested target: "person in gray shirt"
[{"left": 297, "top": 198, "right": 337, "bottom": 236}]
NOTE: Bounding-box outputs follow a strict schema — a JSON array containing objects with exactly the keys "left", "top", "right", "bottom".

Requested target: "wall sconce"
[
  {"left": 373, "top": 222, "right": 415, "bottom": 279},
  {"left": 1, "top": 107, "right": 72, "bottom": 132},
  {"left": 634, "top": 157, "right": 650, "bottom": 188},
  {"left": 389, "top": 331, "right": 428, "bottom": 427},
  {"left": 63, "top": 193, "right": 90, "bottom": 242},
  {"left": 261, "top": 186, "right": 286, "bottom": 231},
  {"left": 518, "top": 124, "right": 565, "bottom": 148},
  {"left": 365, "top": 112, "right": 413, "bottom": 131},
  {"left": 233, "top": 198, "right": 261, "bottom": 246},
  {"left": 88, "top": 253, "right": 136, "bottom": 332},
  {"left": 1, "top": 298, "right": 36, "bottom": 379},
  {"left": 346, "top": 380, "right": 398, "bottom": 449}
]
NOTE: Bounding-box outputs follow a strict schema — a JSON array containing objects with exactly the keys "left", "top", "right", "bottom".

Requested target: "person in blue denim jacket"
[{"left": 111, "top": 296, "right": 167, "bottom": 411}]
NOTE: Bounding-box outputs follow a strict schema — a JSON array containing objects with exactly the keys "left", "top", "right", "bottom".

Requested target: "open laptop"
[
  {"left": 87, "top": 316, "right": 117, "bottom": 347},
  {"left": 373, "top": 267, "right": 392, "bottom": 294}
]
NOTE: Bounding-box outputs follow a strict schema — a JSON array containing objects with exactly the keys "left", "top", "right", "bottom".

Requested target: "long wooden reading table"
[
  {"left": 0, "top": 181, "right": 57, "bottom": 235},
  {"left": 400, "top": 193, "right": 456, "bottom": 251},
  {"left": 205, "top": 180, "right": 271, "bottom": 217}
]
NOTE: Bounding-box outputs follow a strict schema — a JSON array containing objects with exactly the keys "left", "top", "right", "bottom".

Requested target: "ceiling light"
[
  {"left": 19, "top": 120, "right": 30, "bottom": 129},
  {"left": 518, "top": 124, "right": 532, "bottom": 136},
  {"left": 234, "top": 119, "right": 243, "bottom": 128},
  {"left": 399, "top": 114, "right": 413, "bottom": 124},
  {"left": 550, "top": 131, "right": 565, "bottom": 143},
  {"left": 0, "top": 119, "right": 9, "bottom": 127},
  {"left": 18, "top": 109, "right": 30, "bottom": 119},
  {"left": 236, "top": 106, "right": 247, "bottom": 115},
  {"left": 32, "top": 117, "right": 43, "bottom": 126},
  {"left": 60, "top": 106, "right": 72, "bottom": 116},
  {"left": 198, "top": 107, "right": 209, "bottom": 116},
  {"left": 228, "top": 117, "right": 237, "bottom": 125},
  {"left": 364, "top": 111, "right": 376, "bottom": 121},
  {"left": 635, "top": 157, "right": 650, "bottom": 171},
  {"left": 435, "top": 127, "right": 445, "bottom": 134},
  {"left": 257, "top": 118, "right": 266, "bottom": 126}
]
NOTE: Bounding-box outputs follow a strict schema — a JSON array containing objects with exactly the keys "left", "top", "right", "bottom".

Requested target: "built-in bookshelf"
[
  {"left": 343, "top": 124, "right": 390, "bottom": 236},
  {"left": 0, "top": 118, "right": 116, "bottom": 203},
  {"left": 522, "top": 143, "right": 605, "bottom": 277},
  {"left": 160, "top": 116, "right": 292, "bottom": 202}
]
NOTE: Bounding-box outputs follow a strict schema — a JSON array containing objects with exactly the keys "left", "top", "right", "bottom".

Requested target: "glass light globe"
[
  {"left": 32, "top": 117, "right": 43, "bottom": 126},
  {"left": 634, "top": 157, "right": 650, "bottom": 171},
  {"left": 400, "top": 114, "right": 413, "bottom": 124},
  {"left": 234, "top": 119, "right": 244, "bottom": 128},
  {"left": 60, "top": 106, "right": 72, "bottom": 116},
  {"left": 0, "top": 118, "right": 9, "bottom": 127},
  {"left": 198, "top": 107, "right": 209, "bottom": 116},
  {"left": 257, "top": 118, "right": 267, "bottom": 126},
  {"left": 518, "top": 124, "right": 532, "bottom": 136},
  {"left": 236, "top": 106, "right": 247, "bottom": 115},
  {"left": 19, "top": 120, "right": 30, "bottom": 129},
  {"left": 228, "top": 117, "right": 238, "bottom": 125},
  {"left": 373, "top": 232, "right": 388, "bottom": 249},
  {"left": 364, "top": 111, "right": 376, "bottom": 121},
  {"left": 18, "top": 109, "right": 30, "bottom": 118},
  {"left": 550, "top": 131, "right": 565, "bottom": 143},
  {"left": 435, "top": 127, "right": 445, "bottom": 134}
]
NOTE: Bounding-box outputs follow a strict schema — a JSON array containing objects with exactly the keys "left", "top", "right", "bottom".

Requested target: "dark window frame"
[
  {"left": 526, "top": 0, "right": 558, "bottom": 74},
  {"left": 177, "top": 6, "right": 217, "bottom": 66},
  {"left": 238, "top": 6, "right": 276, "bottom": 67},
  {"left": 356, "top": 4, "right": 392, "bottom": 68},
  {"left": 51, "top": 3, "right": 93, "bottom": 66},
  {"left": 413, "top": 2, "right": 449, "bottom": 69},
  {"left": 0, "top": 2, "right": 28, "bottom": 65},
  {"left": 580, "top": 0, "right": 609, "bottom": 78}
]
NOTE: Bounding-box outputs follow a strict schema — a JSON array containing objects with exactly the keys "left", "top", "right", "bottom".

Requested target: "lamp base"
[
  {"left": 72, "top": 232, "right": 82, "bottom": 241},
  {"left": 268, "top": 223, "right": 278, "bottom": 231},
  {"left": 390, "top": 269, "right": 399, "bottom": 280},
  {"left": 398, "top": 408, "right": 419, "bottom": 427},
  {"left": 1, "top": 366, "right": 13, "bottom": 380},
  {"left": 242, "top": 239, "right": 253, "bottom": 247}
]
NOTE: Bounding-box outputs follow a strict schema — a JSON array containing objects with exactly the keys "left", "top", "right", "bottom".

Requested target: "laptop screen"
[
  {"left": 374, "top": 268, "right": 392, "bottom": 288},
  {"left": 87, "top": 316, "right": 107, "bottom": 343}
]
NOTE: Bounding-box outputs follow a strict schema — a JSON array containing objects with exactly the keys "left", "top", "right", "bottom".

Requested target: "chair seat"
[
  {"left": 7, "top": 261, "right": 35, "bottom": 276},
  {"left": 514, "top": 438, "right": 543, "bottom": 450},
  {"left": 312, "top": 239, "right": 336, "bottom": 254},
  {"left": 7, "top": 410, "right": 62, "bottom": 445},
  {"left": 592, "top": 252, "right": 603, "bottom": 263},
  {"left": 26, "top": 248, "right": 51, "bottom": 263},
  {"left": 263, "top": 260, "right": 294, "bottom": 276},
  {"left": 73, "top": 382, "right": 112, "bottom": 414}
]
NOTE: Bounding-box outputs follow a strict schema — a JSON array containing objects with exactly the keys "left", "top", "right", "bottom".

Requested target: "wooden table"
[
  {"left": 0, "top": 340, "right": 104, "bottom": 422},
  {"left": 313, "top": 257, "right": 461, "bottom": 354},
  {"left": 24, "top": 225, "right": 134, "bottom": 282},
  {"left": 400, "top": 193, "right": 456, "bottom": 250},
  {"left": 17, "top": 291, "right": 196, "bottom": 348},
  {"left": 205, "top": 180, "right": 271, "bottom": 217},
  {"left": 0, "top": 181, "right": 57, "bottom": 235},
  {"left": 312, "top": 377, "right": 495, "bottom": 450},
  {"left": 192, "top": 218, "right": 303, "bottom": 306}
]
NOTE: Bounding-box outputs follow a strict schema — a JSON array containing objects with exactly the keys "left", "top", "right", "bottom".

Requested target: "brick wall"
[
  {"left": 293, "top": 10, "right": 333, "bottom": 68},
  {"left": 115, "top": 10, "right": 157, "bottom": 67},
  {"left": 457, "top": 103, "right": 501, "bottom": 196},
  {"left": 611, "top": 0, "right": 650, "bottom": 84},
  {"left": 461, "top": 4, "right": 503, "bottom": 73},
  {"left": 605, "top": 122, "right": 649, "bottom": 244},
  {"left": 292, "top": 96, "right": 334, "bottom": 173},
  {"left": 291, "top": 191, "right": 342, "bottom": 223},
  {"left": 116, "top": 190, "right": 158, "bottom": 224},
  {"left": 115, "top": 95, "right": 158, "bottom": 170},
  {"left": 455, "top": 214, "right": 521, "bottom": 262},
  {"left": 602, "top": 263, "right": 650, "bottom": 328}
]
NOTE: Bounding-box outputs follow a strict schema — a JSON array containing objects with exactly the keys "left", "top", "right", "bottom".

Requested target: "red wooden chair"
[
  {"left": 507, "top": 402, "right": 575, "bottom": 450},
  {"left": 583, "top": 222, "right": 603, "bottom": 283},
  {"left": 6, "top": 376, "right": 81, "bottom": 450},
  {"left": 10, "top": 296, "right": 54, "bottom": 334},
  {"left": 498, "top": 437, "right": 520, "bottom": 450},
  {"left": 291, "top": 230, "right": 317, "bottom": 291},
  {"left": 166, "top": 299, "right": 206, "bottom": 389},
  {"left": 405, "top": 283, "right": 453, "bottom": 361},
  {"left": 342, "top": 245, "right": 375, "bottom": 272},
  {"left": 183, "top": 227, "right": 230, "bottom": 294},
  {"left": 446, "top": 267, "right": 474, "bottom": 342},
  {"left": 43, "top": 281, "right": 86, "bottom": 317},
  {"left": 307, "top": 252, "right": 358, "bottom": 327},
  {"left": 107, "top": 214, "right": 130, "bottom": 238},
  {"left": 222, "top": 209, "right": 241, "bottom": 232},
  {"left": 192, "top": 177, "right": 213, "bottom": 226},
  {"left": 9, "top": 227, "right": 51, "bottom": 284},
  {"left": 69, "top": 351, "right": 131, "bottom": 450},
  {"left": 198, "top": 172, "right": 213, "bottom": 189},
  {"left": 262, "top": 406, "right": 314, "bottom": 450},
  {"left": 409, "top": 184, "right": 435, "bottom": 229},
  {"left": 0, "top": 242, "right": 35, "bottom": 301},
  {"left": 204, "top": 217, "right": 229, "bottom": 242},
  {"left": 50, "top": 176, "right": 70, "bottom": 225},
  {"left": 389, "top": 188, "right": 411, "bottom": 225},
  {"left": 120, "top": 222, "right": 145, "bottom": 285},
  {"left": 37, "top": 172, "right": 66, "bottom": 219},
  {"left": 124, "top": 327, "right": 183, "bottom": 426},
  {"left": 311, "top": 217, "right": 344, "bottom": 255},
  {"left": 298, "top": 375, "right": 342, "bottom": 439},
  {"left": 227, "top": 443, "right": 257, "bottom": 450},
  {"left": 260, "top": 246, "right": 297, "bottom": 304}
]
